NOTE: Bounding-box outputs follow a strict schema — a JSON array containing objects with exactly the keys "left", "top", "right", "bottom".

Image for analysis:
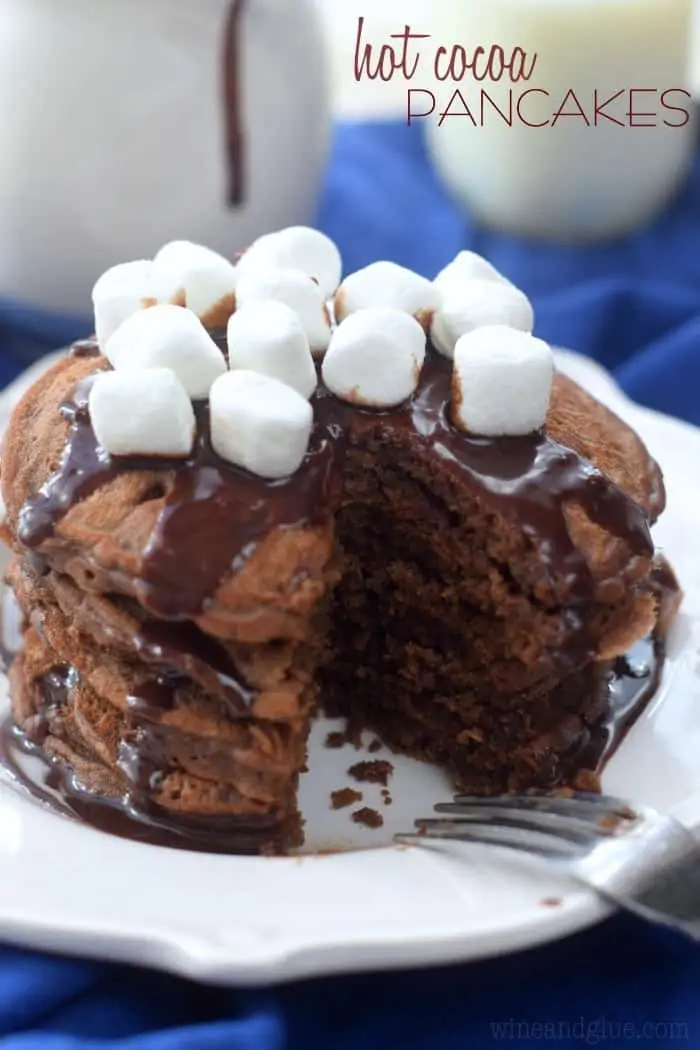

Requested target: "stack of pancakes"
[{"left": 0, "top": 344, "right": 680, "bottom": 851}]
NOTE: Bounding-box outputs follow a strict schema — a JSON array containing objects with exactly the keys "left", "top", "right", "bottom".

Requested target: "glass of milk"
[{"left": 425, "top": 0, "right": 694, "bottom": 242}]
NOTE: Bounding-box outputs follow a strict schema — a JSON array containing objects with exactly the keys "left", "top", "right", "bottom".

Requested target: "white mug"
[
  {"left": 425, "top": 0, "right": 695, "bottom": 242},
  {"left": 0, "top": 0, "right": 331, "bottom": 314}
]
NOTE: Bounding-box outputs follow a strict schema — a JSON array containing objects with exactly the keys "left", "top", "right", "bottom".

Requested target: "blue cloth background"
[{"left": 1, "top": 122, "right": 700, "bottom": 1048}]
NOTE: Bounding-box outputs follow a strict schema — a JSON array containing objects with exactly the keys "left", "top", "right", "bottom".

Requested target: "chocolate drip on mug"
[{"left": 223, "top": 0, "right": 246, "bottom": 206}]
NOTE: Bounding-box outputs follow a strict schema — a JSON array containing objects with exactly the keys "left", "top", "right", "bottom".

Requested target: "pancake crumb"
[
  {"left": 352, "top": 807, "right": 384, "bottom": 829},
  {"left": 324, "top": 722, "right": 364, "bottom": 750},
  {"left": 348, "top": 760, "right": 393, "bottom": 786},
  {"left": 331, "top": 788, "right": 362, "bottom": 810}
]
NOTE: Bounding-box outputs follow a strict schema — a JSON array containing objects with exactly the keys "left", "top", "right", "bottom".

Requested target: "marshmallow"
[
  {"left": 235, "top": 268, "right": 331, "bottom": 356},
  {"left": 104, "top": 304, "right": 227, "bottom": 400},
  {"left": 237, "top": 227, "right": 342, "bottom": 299},
  {"left": 322, "top": 308, "right": 426, "bottom": 409},
  {"left": 227, "top": 300, "right": 317, "bottom": 400},
  {"left": 452, "top": 326, "right": 554, "bottom": 437},
  {"left": 155, "top": 241, "right": 237, "bottom": 328},
  {"left": 210, "top": 370, "right": 313, "bottom": 479},
  {"left": 335, "top": 262, "right": 441, "bottom": 331},
  {"left": 89, "top": 368, "right": 195, "bottom": 458},
  {"left": 433, "top": 251, "right": 511, "bottom": 300},
  {"left": 92, "top": 260, "right": 184, "bottom": 350},
  {"left": 431, "top": 279, "right": 535, "bottom": 360}
]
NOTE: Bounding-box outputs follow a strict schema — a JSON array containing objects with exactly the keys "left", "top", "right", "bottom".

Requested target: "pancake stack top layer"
[{"left": 0, "top": 229, "right": 678, "bottom": 852}]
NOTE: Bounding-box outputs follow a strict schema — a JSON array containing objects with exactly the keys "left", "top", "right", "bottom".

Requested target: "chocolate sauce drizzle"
[
  {"left": 401, "top": 357, "right": 653, "bottom": 666},
  {"left": 141, "top": 400, "right": 338, "bottom": 617},
  {"left": 223, "top": 0, "right": 246, "bottom": 206},
  {"left": 126, "top": 672, "right": 188, "bottom": 720},
  {"left": 19, "top": 371, "right": 116, "bottom": 546},
  {"left": 18, "top": 353, "right": 652, "bottom": 652},
  {"left": 128, "top": 618, "right": 255, "bottom": 714},
  {"left": 578, "top": 636, "right": 664, "bottom": 775},
  {"left": 18, "top": 370, "right": 341, "bottom": 621}
]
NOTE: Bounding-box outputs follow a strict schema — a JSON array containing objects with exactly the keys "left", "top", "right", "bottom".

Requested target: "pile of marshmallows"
[{"left": 88, "top": 227, "right": 554, "bottom": 481}]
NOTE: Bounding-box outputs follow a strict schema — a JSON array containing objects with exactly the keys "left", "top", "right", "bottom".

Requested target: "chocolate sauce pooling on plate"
[
  {"left": 0, "top": 635, "right": 665, "bottom": 854},
  {"left": 0, "top": 616, "right": 275, "bottom": 854},
  {"left": 0, "top": 720, "right": 277, "bottom": 854}
]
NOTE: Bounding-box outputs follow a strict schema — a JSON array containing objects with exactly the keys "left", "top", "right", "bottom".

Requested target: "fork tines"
[{"left": 396, "top": 792, "right": 644, "bottom": 858}]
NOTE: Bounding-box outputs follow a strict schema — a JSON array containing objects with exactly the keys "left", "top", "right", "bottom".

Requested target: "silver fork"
[{"left": 396, "top": 792, "right": 700, "bottom": 940}]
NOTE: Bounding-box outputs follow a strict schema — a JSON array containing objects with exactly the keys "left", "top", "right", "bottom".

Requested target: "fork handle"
[{"left": 581, "top": 829, "right": 700, "bottom": 941}]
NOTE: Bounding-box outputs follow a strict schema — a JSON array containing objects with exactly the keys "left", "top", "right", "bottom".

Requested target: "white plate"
[{"left": 0, "top": 350, "right": 698, "bottom": 986}]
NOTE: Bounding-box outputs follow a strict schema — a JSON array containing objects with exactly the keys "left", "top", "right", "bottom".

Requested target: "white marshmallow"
[
  {"left": 433, "top": 251, "right": 511, "bottom": 301},
  {"left": 322, "top": 308, "right": 426, "bottom": 409},
  {"left": 235, "top": 268, "right": 331, "bottom": 356},
  {"left": 210, "top": 370, "right": 313, "bottom": 480},
  {"left": 335, "top": 262, "right": 441, "bottom": 329},
  {"left": 92, "top": 260, "right": 183, "bottom": 350},
  {"left": 155, "top": 241, "right": 237, "bottom": 327},
  {"left": 452, "top": 326, "right": 554, "bottom": 437},
  {"left": 431, "top": 279, "right": 535, "bottom": 360},
  {"left": 104, "top": 304, "right": 227, "bottom": 400},
  {"left": 88, "top": 368, "right": 195, "bottom": 459},
  {"left": 237, "top": 227, "right": 342, "bottom": 299},
  {"left": 227, "top": 301, "right": 317, "bottom": 400}
]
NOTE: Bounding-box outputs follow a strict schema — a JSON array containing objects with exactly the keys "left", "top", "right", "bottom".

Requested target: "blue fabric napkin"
[{"left": 1, "top": 121, "right": 699, "bottom": 1049}]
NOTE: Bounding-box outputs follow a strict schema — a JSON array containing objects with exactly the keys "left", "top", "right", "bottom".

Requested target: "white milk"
[
  {"left": 0, "top": 0, "right": 330, "bottom": 314},
  {"left": 425, "top": 0, "right": 694, "bottom": 241}
]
